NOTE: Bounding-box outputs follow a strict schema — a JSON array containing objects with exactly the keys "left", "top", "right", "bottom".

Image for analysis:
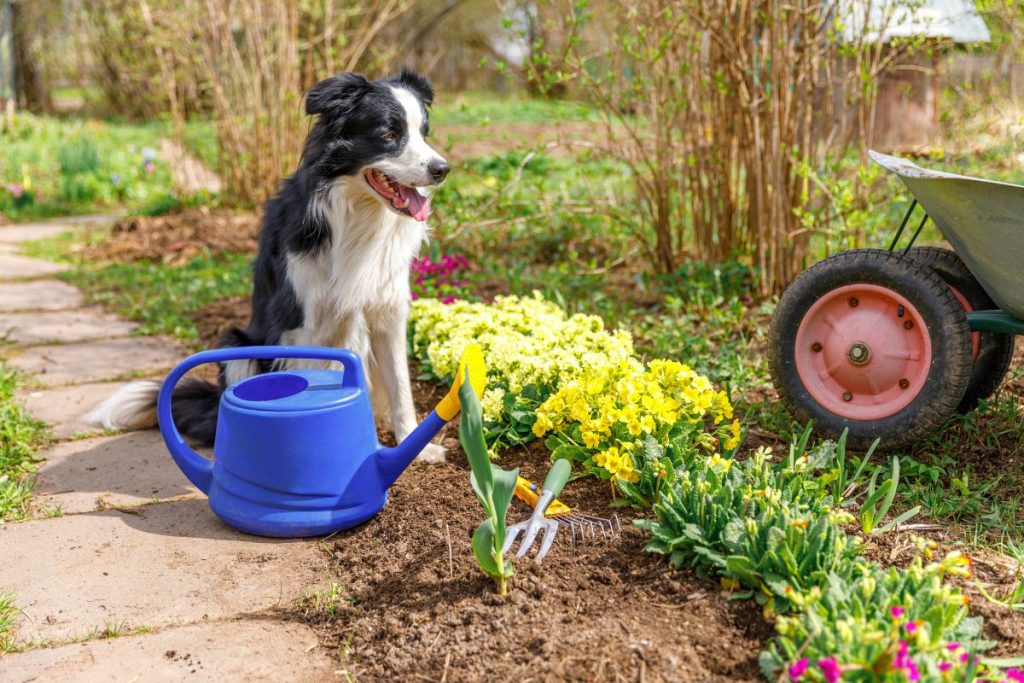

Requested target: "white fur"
[{"left": 86, "top": 380, "right": 161, "bottom": 430}]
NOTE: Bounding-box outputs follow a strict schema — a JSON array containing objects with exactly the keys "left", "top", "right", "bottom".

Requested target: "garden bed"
[{"left": 294, "top": 417, "right": 772, "bottom": 682}]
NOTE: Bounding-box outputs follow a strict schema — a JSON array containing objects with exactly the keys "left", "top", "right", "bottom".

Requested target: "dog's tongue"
[{"left": 398, "top": 185, "right": 430, "bottom": 222}]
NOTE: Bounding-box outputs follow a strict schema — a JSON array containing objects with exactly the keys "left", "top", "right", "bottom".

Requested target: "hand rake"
[{"left": 506, "top": 460, "right": 622, "bottom": 562}]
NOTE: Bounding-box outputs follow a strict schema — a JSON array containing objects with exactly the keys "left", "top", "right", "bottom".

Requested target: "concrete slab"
[
  {"left": 19, "top": 382, "right": 128, "bottom": 439},
  {"left": 31, "top": 431, "right": 202, "bottom": 515},
  {"left": 0, "top": 215, "right": 116, "bottom": 245},
  {"left": 0, "top": 280, "right": 83, "bottom": 312},
  {"left": 6, "top": 337, "right": 183, "bottom": 387},
  {"left": 0, "top": 309, "right": 137, "bottom": 346},
  {"left": 0, "top": 253, "right": 68, "bottom": 279},
  {"left": 0, "top": 499, "right": 327, "bottom": 643},
  {"left": 0, "top": 620, "right": 335, "bottom": 682}
]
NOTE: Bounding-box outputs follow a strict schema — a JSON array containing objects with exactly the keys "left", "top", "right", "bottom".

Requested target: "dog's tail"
[{"left": 86, "top": 378, "right": 222, "bottom": 447}]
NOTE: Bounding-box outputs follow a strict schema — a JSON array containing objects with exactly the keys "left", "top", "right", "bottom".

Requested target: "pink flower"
[
  {"left": 939, "top": 661, "right": 951, "bottom": 672},
  {"left": 789, "top": 658, "right": 809, "bottom": 680},
  {"left": 890, "top": 606, "right": 905, "bottom": 619},
  {"left": 904, "top": 620, "right": 918, "bottom": 633},
  {"left": 1006, "top": 669, "right": 1024, "bottom": 682},
  {"left": 817, "top": 657, "right": 842, "bottom": 683},
  {"left": 946, "top": 643, "right": 961, "bottom": 652},
  {"left": 6, "top": 182, "right": 23, "bottom": 198}
]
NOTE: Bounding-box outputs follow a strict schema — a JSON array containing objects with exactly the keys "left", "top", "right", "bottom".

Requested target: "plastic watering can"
[{"left": 157, "top": 344, "right": 485, "bottom": 538}]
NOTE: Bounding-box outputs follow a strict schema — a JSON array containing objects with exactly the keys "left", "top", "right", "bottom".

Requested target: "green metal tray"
[{"left": 870, "top": 150, "right": 1024, "bottom": 320}]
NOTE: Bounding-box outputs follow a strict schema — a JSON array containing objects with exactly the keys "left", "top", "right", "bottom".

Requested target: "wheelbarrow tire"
[
  {"left": 906, "top": 246, "right": 1015, "bottom": 413},
  {"left": 769, "top": 248, "right": 973, "bottom": 451}
]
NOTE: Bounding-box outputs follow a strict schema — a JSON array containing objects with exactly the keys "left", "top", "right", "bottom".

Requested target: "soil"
[
  {"left": 292, "top": 437, "right": 772, "bottom": 683},
  {"left": 86, "top": 207, "right": 260, "bottom": 265}
]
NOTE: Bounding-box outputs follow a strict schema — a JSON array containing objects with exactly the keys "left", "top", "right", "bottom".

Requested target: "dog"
[{"left": 88, "top": 68, "right": 451, "bottom": 462}]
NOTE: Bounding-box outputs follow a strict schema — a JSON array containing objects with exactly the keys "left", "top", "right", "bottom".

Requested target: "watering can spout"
[{"left": 374, "top": 344, "right": 487, "bottom": 489}]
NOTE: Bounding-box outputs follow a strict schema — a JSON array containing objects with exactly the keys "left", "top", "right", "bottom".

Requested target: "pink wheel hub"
[
  {"left": 794, "top": 284, "right": 932, "bottom": 420},
  {"left": 946, "top": 285, "right": 981, "bottom": 361}
]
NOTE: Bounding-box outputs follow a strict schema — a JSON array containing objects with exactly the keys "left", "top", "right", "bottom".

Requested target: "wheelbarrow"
[{"left": 769, "top": 151, "right": 1021, "bottom": 449}]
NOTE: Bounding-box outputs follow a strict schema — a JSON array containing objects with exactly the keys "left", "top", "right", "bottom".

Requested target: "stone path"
[{"left": 0, "top": 218, "right": 335, "bottom": 681}]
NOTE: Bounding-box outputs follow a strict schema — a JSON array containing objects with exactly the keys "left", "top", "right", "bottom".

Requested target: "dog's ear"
[
  {"left": 392, "top": 67, "right": 433, "bottom": 107},
  {"left": 305, "top": 73, "right": 371, "bottom": 116}
]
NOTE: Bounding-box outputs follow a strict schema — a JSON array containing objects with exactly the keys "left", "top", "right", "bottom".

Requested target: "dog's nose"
[{"left": 427, "top": 159, "right": 450, "bottom": 184}]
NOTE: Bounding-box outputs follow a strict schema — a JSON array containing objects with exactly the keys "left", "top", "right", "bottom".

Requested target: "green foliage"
[
  {"left": 0, "top": 590, "right": 18, "bottom": 652},
  {"left": 0, "top": 363, "right": 49, "bottom": 520},
  {"left": 0, "top": 113, "right": 212, "bottom": 221},
  {"left": 62, "top": 253, "right": 252, "bottom": 345},
  {"left": 637, "top": 426, "right": 986, "bottom": 680},
  {"left": 460, "top": 373, "right": 518, "bottom": 595}
]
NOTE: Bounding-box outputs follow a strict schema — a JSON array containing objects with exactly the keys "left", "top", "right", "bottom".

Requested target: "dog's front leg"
[{"left": 370, "top": 307, "right": 446, "bottom": 463}]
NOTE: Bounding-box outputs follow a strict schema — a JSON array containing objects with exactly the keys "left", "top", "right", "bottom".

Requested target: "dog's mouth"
[{"left": 364, "top": 169, "right": 431, "bottom": 222}]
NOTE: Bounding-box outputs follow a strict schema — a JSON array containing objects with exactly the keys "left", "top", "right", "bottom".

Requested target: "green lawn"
[{"left": 0, "top": 363, "right": 49, "bottom": 521}]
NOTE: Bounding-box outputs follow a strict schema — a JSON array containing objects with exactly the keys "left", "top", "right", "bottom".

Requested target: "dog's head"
[{"left": 304, "top": 68, "right": 448, "bottom": 222}]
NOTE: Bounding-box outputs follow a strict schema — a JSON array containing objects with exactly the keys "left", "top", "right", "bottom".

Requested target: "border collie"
[{"left": 88, "top": 68, "right": 451, "bottom": 462}]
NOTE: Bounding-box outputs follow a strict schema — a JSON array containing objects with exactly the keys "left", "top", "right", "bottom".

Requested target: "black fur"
[{"left": 169, "top": 68, "right": 435, "bottom": 447}]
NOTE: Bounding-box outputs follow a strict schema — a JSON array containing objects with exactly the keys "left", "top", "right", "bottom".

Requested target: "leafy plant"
[
  {"left": 860, "top": 456, "right": 922, "bottom": 534},
  {"left": 459, "top": 371, "right": 518, "bottom": 595},
  {"left": 0, "top": 363, "right": 49, "bottom": 520}
]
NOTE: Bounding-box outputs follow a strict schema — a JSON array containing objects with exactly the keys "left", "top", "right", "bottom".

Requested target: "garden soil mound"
[
  {"left": 87, "top": 207, "right": 259, "bottom": 265},
  {"left": 287, "top": 381, "right": 772, "bottom": 682}
]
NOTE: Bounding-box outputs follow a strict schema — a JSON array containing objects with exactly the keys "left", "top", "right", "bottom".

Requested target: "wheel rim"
[
  {"left": 945, "top": 284, "right": 981, "bottom": 361},
  {"left": 794, "top": 283, "right": 933, "bottom": 420}
]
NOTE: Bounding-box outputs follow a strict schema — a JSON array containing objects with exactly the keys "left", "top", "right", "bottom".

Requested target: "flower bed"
[{"left": 409, "top": 292, "right": 1004, "bottom": 681}]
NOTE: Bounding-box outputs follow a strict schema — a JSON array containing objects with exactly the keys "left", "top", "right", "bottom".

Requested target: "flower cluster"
[
  {"left": 533, "top": 357, "right": 740, "bottom": 504},
  {"left": 410, "top": 254, "right": 472, "bottom": 303},
  {"left": 409, "top": 293, "right": 635, "bottom": 448}
]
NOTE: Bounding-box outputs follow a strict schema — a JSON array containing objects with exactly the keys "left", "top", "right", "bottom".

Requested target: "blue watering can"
[{"left": 157, "top": 344, "right": 485, "bottom": 538}]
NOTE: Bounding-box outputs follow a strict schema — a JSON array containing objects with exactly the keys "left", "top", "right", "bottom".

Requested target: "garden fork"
[{"left": 503, "top": 459, "right": 571, "bottom": 562}]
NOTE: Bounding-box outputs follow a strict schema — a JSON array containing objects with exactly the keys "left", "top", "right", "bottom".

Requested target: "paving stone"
[
  {"left": 0, "top": 309, "right": 137, "bottom": 346},
  {"left": 0, "top": 280, "right": 83, "bottom": 312},
  {"left": 18, "top": 382, "right": 128, "bottom": 439},
  {"left": 6, "top": 337, "right": 183, "bottom": 387},
  {"left": 0, "top": 499, "right": 327, "bottom": 643},
  {"left": 0, "top": 215, "right": 116, "bottom": 245},
  {"left": 0, "top": 252, "right": 68, "bottom": 279},
  {"left": 31, "top": 431, "right": 202, "bottom": 515},
  {"left": 0, "top": 619, "right": 335, "bottom": 682}
]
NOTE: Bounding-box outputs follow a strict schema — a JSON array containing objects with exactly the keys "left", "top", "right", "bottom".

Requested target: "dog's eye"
[{"left": 381, "top": 131, "right": 397, "bottom": 143}]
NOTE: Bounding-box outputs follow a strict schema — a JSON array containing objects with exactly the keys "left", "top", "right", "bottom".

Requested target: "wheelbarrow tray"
[{"left": 870, "top": 150, "right": 1024, "bottom": 320}]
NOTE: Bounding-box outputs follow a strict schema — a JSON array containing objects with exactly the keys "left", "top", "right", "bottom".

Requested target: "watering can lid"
[{"left": 224, "top": 369, "right": 363, "bottom": 413}]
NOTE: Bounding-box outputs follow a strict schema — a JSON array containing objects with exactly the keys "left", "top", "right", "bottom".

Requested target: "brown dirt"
[
  {"left": 86, "top": 207, "right": 260, "bottom": 265},
  {"left": 291, "top": 433, "right": 771, "bottom": 683}
]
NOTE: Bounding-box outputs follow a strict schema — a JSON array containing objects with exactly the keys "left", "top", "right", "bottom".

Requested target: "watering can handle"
[{"left": 157, "top": 345, "right": 367, "bottom": 494}]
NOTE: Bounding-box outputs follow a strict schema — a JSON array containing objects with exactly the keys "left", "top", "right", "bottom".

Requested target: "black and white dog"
[{"left": 89, "top": 68, "right": 451, "bottom": 462}]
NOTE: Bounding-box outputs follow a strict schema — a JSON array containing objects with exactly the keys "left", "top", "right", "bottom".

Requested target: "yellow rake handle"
[{"left": 514, "top": 476, "right": 571, "bottom": 517}]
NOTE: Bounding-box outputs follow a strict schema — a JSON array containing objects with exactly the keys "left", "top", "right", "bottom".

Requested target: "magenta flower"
[
  {"left": 6, "top": 182, "right": 23, "bottom": 198},
  {"left": 1006, "top": 669, "right": 1024, "bottom": 682},
  {"left": 904, "top": 620, "right": 918, "bottom": 633},
  {"left": 946, "top": 643, "right": 961, "bottom": 652},
  {"left": 890, "top": 606, "right": 905, "bottom": 619},
  {"left": 789, "top": 658, "right": 809, "bottom": 680},
  {"left": 817, "top": 657, "right": 842, "bottom": 683},
  {"left": 939, "top": 661, "right": 951, "bottom": 672}
]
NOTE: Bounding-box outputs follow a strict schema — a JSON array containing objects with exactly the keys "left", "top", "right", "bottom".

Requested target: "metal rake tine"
[
  {"left": 536, "top": 523, "right": 559, "bottom": 561},
  {"left": 501, "top": 522, "right": 526, "bottom": 555},
  {"left": 516, "top": 524, "right": 542, "bottom": 558}
]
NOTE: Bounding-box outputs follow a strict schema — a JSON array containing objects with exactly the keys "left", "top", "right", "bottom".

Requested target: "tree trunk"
[{"left": 11, "top": 0, "right": 51, "bottom": 113}]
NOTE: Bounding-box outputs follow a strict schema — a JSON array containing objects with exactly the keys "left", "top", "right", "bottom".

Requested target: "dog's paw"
[{"left": 417, "top": 443, "right": 447, "bottom": 464}]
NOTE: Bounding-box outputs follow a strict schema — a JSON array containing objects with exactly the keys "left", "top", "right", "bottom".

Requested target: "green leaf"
[
  {"left": 460, "top": 374, "right": 493, "bottom": 504},
  {"left": 490, "top": 465, "right": 519, "bottom": 549},
  {"left": 472, "top": 520, "right": 500, "bottom": 579}
]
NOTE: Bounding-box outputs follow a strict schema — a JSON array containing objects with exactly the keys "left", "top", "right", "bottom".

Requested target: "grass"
[
  {"left": 0, "top": 363, "right": 49, "bottom": 521},
  {"left": 0, "top": 113, "right": 217, "bottom": 222},
  {"left": 0, "top": 591, "right": 18, "bottom": 652}
]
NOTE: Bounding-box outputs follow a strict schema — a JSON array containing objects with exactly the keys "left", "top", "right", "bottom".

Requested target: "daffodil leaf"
[{"left": 472, "top": 519, "right": 500, "bottom": 579}]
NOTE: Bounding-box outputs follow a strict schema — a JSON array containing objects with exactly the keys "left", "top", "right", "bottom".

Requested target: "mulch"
[{"left": 85, "top": 207, "right": 260, "bottom": 265}]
